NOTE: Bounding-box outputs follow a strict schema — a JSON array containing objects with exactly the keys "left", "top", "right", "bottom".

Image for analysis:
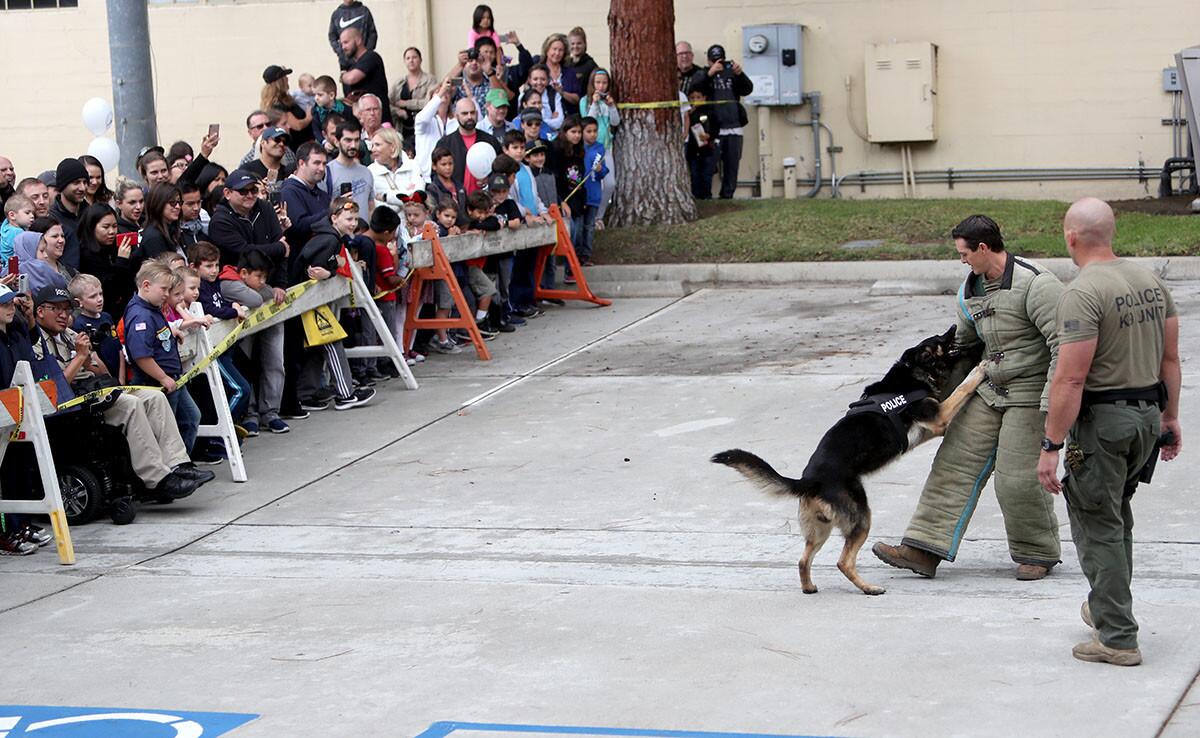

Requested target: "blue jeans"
[
  {"left": 568, "top": 213, "right": 586, "bottom": 273},
  {"left": 579, "top": 205, "right": 597, "bottom": 262},
  {"left": 167, "top": 386, "right": 201, "bottom": 454},
  {"left": 689, "top": 151, "right": 717, "bottom": 199},
  {"left": 218, "top": 354, "right": 251, "bottom": 422}
]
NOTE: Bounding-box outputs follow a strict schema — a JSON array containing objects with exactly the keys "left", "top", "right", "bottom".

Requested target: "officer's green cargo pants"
[
  {"left": 902, "top": 394, "right": 1062, "bottom": 566},
  {"left": 1065, "top": 402, "right": 1160, "bottom": 650}
]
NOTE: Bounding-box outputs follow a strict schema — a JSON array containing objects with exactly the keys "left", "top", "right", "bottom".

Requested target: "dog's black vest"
[{"left": 844, "top": 390, "right": 930, "bottom": 452}]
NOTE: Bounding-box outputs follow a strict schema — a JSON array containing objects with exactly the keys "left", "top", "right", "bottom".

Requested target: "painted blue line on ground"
[
  {"left": 416, "top": 722, "right": 837, "bottom": 738},
  {"left": 0, "top": 706, "right": 257, "bottom": 737}
]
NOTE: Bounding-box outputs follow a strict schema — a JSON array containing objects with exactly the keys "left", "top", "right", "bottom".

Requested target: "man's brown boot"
[
  {"left": 1016, "top": 563, "right": 1053, "bottom": 580},
  {"left": 1072, "top": 634, "right": 1141, "bottom": 666},
  {"left": 871, "top": 542, "right": 940, "bottom": 578}
]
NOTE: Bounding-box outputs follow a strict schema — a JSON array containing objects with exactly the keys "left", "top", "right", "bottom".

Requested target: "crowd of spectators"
[{"left": 0, "top": 1, "right": 752, "bottom": 556}]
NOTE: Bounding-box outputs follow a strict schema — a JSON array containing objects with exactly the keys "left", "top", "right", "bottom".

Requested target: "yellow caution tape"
[
  {"left": 176, "top": 278, "right": 321, "bottom": 388},
  {"left": 372, "top": 272, "right": 413, "bottom": 301},
  {"left": 615, "top": 99, "right": 736, "bottom": 110},
  {"left": 57, "top": 384, "right": 163, "bottom": 411}
]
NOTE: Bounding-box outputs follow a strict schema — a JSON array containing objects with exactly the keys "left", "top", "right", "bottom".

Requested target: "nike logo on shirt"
[{"left": 339, "top": 14, "right": 364, "bottom": 29}]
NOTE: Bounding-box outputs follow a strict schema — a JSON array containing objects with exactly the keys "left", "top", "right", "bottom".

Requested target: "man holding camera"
[
  {"left": 690, "top": 45, "right": 753, "bottom": 199},
  {"left": 452, "top": 47, "right": 494, "bottom": 121}
]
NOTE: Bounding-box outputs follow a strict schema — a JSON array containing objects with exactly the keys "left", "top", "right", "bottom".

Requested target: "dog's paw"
[
  {"left": 802, "top": 585, "right": 819, "bottom": 595},
  {"left": 861, "top": 585, "right": 886, "bottom": 596}
]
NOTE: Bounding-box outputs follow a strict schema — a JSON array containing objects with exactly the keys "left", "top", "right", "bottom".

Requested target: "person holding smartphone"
[{"left": 324, "top": 118, "right": 375, "bottom": 215}]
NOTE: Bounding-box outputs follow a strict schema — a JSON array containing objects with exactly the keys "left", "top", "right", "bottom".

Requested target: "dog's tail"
[{"left": 711, "top": 449, "right": 816, "bottom": 498}]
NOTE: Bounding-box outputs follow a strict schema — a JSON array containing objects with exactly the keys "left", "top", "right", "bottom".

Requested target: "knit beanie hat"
[{"left": 55, "top": 157, "right": 88, "bottom": 189}]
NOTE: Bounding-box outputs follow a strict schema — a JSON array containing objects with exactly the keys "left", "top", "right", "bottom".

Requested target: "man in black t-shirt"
[{"left": 339, "top": 27, "right": 391, "bottom": 125}]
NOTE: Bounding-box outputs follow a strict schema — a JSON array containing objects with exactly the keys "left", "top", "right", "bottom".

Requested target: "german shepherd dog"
[{"left": 712, "top": 326, "right": 987, "bottom": 595}]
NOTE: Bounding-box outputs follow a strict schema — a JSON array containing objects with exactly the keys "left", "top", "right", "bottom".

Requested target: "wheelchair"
[{"left": 44, "top": 391, "right": 144, "bottom": 526}]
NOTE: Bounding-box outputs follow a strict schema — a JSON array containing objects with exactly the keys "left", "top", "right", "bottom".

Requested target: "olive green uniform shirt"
[{"left": 1056, "top": 259, "right": 1176, "bottom": 391}]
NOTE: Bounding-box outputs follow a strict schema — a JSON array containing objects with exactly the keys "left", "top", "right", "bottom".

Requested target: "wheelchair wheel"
[
  {"left": 109, "top": 496, "right": 137, "bottom": 525},
  {"left": 60, "top": 464, "right": 105, "bottom": 525}
]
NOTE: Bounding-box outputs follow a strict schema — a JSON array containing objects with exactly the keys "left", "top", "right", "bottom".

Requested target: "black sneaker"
[
  {"left": 353, "top": 373, "right": 376, "bottom": 387},
  {"left": 334, "top": 386, "right": 376, "bottom": 411},
  {"left": 380, "top": 363, "right": 402, "bottom": 379},
  {"left": 475, "top": 319, "right": 499, "bottom": 338},
  {"left": 496, "top": 321, "right": 516, "bottom": 333},
  {"left": 541, "top": 298, "right": 565, "bottom": 307},
  {"left": 19, "top": 523, "right": 52, "bottom": 548},
  {"left": 279, "top": 407, "right": 310, "bottom": 420},
  {"left": 191, "top": 444, "right": 228, "bottom": 465},
  {"left": 154, "top": 472, "right": 200, "bottom": 500},
  {"left": 513, "top": 306, "right": 544, "bottom": 319},
  {"left": 0, "top": 531, "right": 37, "bottom": 556},
  {"left": 311, "top": 388, "right": 336, "bottom": 403},
  {"left": 365, "top": 367, "right": 390, "bottom": 383},
  {"left": 300, "top": 397, "right": 332, "bottom": 412},
  {"left": 173, "top": 463, "right": 216, "bottom": 486}
]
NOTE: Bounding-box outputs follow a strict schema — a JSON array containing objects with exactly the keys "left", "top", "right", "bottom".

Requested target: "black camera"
[
  {"left": 466, "top": 48, "right": 480, "bottom": 61},
  {"left": 82, "top": 324, "right": 110, "bottom": 347}
]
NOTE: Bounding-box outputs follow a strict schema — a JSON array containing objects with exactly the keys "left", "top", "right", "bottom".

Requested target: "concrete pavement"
[{"left": 2, "top": 284, "right": 1198, "bottom": 738}]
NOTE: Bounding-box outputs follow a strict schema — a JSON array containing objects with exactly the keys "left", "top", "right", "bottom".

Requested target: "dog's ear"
[{"left": 942, "top": 325, "right": 957, "bottom": 342}]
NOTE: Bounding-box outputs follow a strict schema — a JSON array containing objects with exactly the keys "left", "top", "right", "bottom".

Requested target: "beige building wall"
[{"left": 3, "top": 0, "right": 1197, "bottom": 201}]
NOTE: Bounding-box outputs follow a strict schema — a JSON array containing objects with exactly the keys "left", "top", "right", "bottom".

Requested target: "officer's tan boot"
[
  {"left": 871, "top": 542, "right": 939, "bottom": 578},
  {"left": 1072, "top": 634, "right": 1141, "bottom": 666}
]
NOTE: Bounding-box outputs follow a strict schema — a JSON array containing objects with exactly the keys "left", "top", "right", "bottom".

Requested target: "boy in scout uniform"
[
  {"left": 874, "top": 215, "right": 1063, "bottom": 580},
  {"left": 1038, "top": 197, "right": 1182, "bottom": 666}
]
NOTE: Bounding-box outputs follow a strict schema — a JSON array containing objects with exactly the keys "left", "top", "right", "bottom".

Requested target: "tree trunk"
[{"left": 608, "top": 0, "right": 697, "bottom": 227}]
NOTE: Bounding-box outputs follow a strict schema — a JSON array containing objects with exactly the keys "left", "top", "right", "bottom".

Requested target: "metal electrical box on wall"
[
  {"left": 864, "top": 41, "right": 938, "bottom": 142},
  {"left": 742, "top": 24, "right": 804, "bottom": 106}
]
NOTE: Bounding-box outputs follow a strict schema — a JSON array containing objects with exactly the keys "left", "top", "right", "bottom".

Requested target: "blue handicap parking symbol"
[
  {"left": 0, "top": 706, "right": 257, "bottom": 737},
  {"left": 416, "top": 722, "right": 835, "bottom": 738}
]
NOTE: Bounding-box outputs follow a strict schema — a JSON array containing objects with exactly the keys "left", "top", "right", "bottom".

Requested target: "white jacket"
[
  {"left": 414, "top": 93, "right": 459, "bottom": 183},
  {"left": 370, "top": 158, "right": 425, "bottom": 212}
]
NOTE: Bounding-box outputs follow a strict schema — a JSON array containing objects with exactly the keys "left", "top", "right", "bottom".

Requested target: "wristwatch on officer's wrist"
[{"left": 1041, "top": 437, "right": 1065, "bottom": 452}]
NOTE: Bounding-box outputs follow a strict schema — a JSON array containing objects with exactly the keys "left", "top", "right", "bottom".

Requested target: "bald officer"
[{"left": 1038, "top": 197, "right": 1182, "bottom": 667}]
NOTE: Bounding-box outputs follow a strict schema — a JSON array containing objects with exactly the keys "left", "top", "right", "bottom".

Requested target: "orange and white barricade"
[{"left": 404, "top": 206, "right": 611, "bottom": 360}]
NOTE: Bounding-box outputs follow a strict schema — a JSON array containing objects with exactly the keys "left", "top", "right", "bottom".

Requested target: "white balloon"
[
  {"left": 87, "top": 137, "right": 121, "bottom": 174},
  {"left": 81, "top": 97, "right": 114, "bottom": 136},
  {"left": 466, "top": 142, "right": 497, "bottom": 180}
]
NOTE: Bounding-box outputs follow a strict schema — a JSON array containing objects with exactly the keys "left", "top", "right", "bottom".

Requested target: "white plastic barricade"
[
  {"left": 190, "top": 326, "right": 247, "bottom": 483},
  {"left": 0, "top": 361, "right": 75, "bottom": 564},
  {"left": 204, "top": 258, "right": 415, "bottom": 390}
]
